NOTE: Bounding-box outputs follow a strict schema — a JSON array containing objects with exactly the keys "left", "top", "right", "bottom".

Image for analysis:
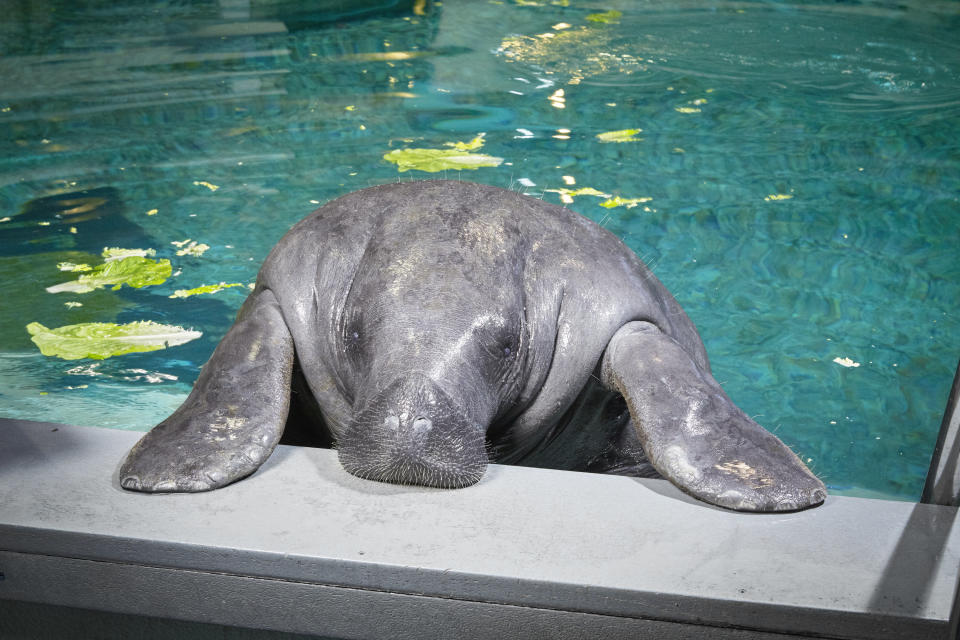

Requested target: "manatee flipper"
[
  {"left": 601, "top": 321, "right": 826, "bottom": 511},
  {"left": 120, "top": 288, "right": 294, "bottom": 492}
]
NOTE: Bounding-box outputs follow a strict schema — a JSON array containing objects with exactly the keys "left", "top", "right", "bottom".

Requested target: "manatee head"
[
  {"left": 331, "top": 206, "right": 533, "bottom": 488},
  {"left": 335, "top": 303, "right": 527, "bottom": 489}
]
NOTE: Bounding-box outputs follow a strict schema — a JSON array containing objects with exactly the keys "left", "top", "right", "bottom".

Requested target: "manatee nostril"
[{"left": 340, "top": 375, "right": 487, "bottom": 489}]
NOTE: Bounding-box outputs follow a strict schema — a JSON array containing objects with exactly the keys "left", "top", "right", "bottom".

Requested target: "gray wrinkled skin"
[{"left": 120, "top": 180, "right": 826, "bottom": 512}]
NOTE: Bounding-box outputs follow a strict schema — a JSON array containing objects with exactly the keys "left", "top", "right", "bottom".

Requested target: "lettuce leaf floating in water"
[
  {"left": 383, "top": 134, "right": 503, "bottom": 173},
  {"left": 586, "top": 10, "right": 622, "bottom": 24},
  {"left": 596, "top": 128, "right": 642, "bottom": 143},
  {"left": 599, "top": 196, "right": 653, "bottom": 209},
  {"left": 47, "top": 255, "right": 171, "bottom": 294},
  {"left": 55, "top": 246, "right": 151, "bottom": 273},
  {"left": 383, "top": 148, "right": 504, "bottom": 172},
  {"left": 171, "top": 239, "right": 210, "bottom": 257},
  {"left": 446, "top": 135, "right": 486, "bottom": 151},
  {"left": 57, "top": 261, "right": 92, "bottom": 272},
  {"left": 545, "top": 187, "right": 611, "bottom": 204},
  {"left": 26, "top": 321, "right": 202, "bottom": 360},
  {"left": 102, "top": 247, "right": 156, "bottom": 261},
  {"left": 169, "top": 282, "right": 245, "bottom": 299}
]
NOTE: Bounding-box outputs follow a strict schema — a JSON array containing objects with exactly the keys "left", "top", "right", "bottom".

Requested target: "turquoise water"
[{"left": 1, "top": 0, "right": 957, "bottom": 500}]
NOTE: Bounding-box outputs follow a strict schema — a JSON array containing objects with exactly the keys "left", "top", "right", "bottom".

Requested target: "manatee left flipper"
[
  {"left": 120, "top": 288, "right": 294, "bottom": 493},
  {"left": 601, "top": 321, "right": 826, "bottom": 511}
]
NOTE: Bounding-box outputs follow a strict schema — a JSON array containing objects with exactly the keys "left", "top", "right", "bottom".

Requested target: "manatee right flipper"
[
  {"left": 120, "top": 288, "right": 294, "bottom": 493},
  {"left": 601, "top": 321, "right": 826, "bottom": 511}
]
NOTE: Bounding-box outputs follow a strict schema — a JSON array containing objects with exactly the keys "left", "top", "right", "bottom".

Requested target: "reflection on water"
[{"left": 1, "top": 0, "right": 958, "bottom": 500}]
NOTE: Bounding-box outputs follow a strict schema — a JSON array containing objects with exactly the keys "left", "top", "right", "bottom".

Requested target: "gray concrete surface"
[{"left": 1, "top": 417, "right": 958, "bottom": 639}]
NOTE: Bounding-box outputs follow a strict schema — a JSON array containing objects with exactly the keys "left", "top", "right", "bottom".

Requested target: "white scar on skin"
[
  {"left": 557, "top": 257, "right": 586, "bottom": 271},
  {"left": 208, "top": 416, "right": 247, "bottom": 442},
  {"left": 248, "top": 340, "right": 262, "bottom": 362},
  {"left": 386, "top": 250, "right": 426, "bottom": 297},
  {"left": 717, "top": 489, "right": 755, "bottom": 510},
  {"left": 682, "top": 400, "right": 710, "bottom": 436},
  {"left": 715, "top": 461, "right": 773, "bottom": 487},
  {"left": 662, "top": 445, "right": 701, "bottom": 484},
  {"left": 211, "top": 416, "right": 247, "bottom": 430},
  {"left": 460, "top": 217, "right": 506, "bottom": 260}
]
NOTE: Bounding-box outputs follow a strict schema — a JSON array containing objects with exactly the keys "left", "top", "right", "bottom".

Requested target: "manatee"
[{"left": 120, "top": 180, "right": 826, "bottom": 511}]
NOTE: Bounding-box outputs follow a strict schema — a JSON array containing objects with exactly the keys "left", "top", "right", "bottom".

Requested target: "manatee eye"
[
  {"left": 343, "top": 318, "right": 363, "bottom": 359},
  {"left": 478, "top": 320, "right": 519, "bottom": 362},
  {"left": 344, "top": 317, "right": 361, "bottom": 342}
]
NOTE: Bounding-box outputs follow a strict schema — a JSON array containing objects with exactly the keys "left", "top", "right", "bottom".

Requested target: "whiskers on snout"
[
  {"left": 339, "top": 450, "right": 487, "bottom": 489},
  {"left": 336, "top": 373, "right": 491, "bottom": 489},
  {"left": 337, "top": 426, "right": 489, "bottom": 489}
]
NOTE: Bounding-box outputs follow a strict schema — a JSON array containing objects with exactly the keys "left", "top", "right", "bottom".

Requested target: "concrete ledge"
[{"left": 1, "top": 417, "right": 958, "bottom": 639}]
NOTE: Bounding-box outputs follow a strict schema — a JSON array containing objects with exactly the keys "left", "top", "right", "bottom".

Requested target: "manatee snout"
[{"left": 337, "top": 373, "right": 488, "bottom": 489}]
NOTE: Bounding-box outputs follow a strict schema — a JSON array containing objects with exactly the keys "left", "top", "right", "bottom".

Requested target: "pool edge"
[{"left": 1, "top": 417, "right": 958, "bottom": 640}]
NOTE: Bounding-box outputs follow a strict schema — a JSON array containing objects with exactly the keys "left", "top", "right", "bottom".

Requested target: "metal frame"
[{"left": 923, "top": 360, "right": 960, "bottom": 507}]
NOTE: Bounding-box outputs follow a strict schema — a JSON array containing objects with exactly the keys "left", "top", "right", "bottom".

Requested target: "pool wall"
[{"left": 1, "top": 417, "right": 958, "bottom": 640}]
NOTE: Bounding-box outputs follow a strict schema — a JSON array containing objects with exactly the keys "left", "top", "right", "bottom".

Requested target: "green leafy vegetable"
[
  {"left": 446, "top": 135, "right": 486, "bottom": 151},
  {"left": 545, "top": 187, "right": 611, "bottom": 204},
  {"left": 47, "top": 256, "right": 171, "bottom": 294},
  {"left": 26, "top": 321, "right": 202, "bottom": 360},
  {"left": 0, "top": 250, "right": 129, "bottom": 351},
  {"left": 171, "top": 239, "right": 210, "bottom": 257},
  {"left": 596, "top": 128, "right": 642, "bottom": 143},
  {"left": 599, "top": 196, "right": 653, "bottom": 209},
  {"left": 169, "top": 282, "right": 246, "bottom": 299},
  {"left": 57, "top": 262, "right": 92, "bottom": 272},
  {"left": 102, "top": 247, "right": 156, "bottom": 261},
  {"left": 383, "top": 134, "right": 503, "bottom": 172},
  {"left": 586, "top": 10, "right": 622, "bottom": 24}
]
